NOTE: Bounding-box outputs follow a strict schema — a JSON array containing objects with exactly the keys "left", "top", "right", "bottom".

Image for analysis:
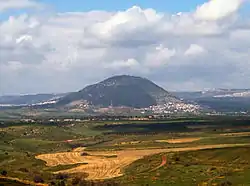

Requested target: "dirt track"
[
  {"left": 150, "top": 155, "right": 167, "bottom": 172},
  {"left": 220, "top": 132, "right": 250, "bottom": 137},
  {"left": 36, "top": 143, "right": 250, "bottom": 180},
  {"left": 155, "top": 137, "right": 201, "bottom": 144}
]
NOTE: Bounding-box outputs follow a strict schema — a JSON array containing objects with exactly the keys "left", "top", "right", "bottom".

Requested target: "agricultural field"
[{"left": 1, "top": 117, "right": 250, "bottom": 185}]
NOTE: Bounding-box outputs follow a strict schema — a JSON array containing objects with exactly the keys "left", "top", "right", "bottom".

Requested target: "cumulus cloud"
[
  {"left": 194, "top": 0, "right": 245, "bottom": 21},
  {"left": 0, "top": 0, "right": 42, "bottom": 12},
  {"left": 145, "top": 45, "right": 176, "bottom": 68},
  {"left": 0, "top": 0, "right": 250, "bottom": 94}
]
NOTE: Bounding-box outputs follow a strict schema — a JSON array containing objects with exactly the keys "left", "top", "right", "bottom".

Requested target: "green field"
[
  {"left": 118, "top": 147, "right": 250, "bottom": 186},
  {"left": 1, "top": 117, "right": 250, "bottom": 185}
]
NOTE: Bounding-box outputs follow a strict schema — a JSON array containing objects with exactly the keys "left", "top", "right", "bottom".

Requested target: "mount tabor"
[{"left": 57, "top": 75, "right": 180, "bottom": 108}]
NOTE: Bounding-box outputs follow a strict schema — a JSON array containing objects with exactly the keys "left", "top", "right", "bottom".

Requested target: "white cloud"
[
  {"left": 0, "top": 1, "right": 250, "bottom": 94},
  {"left": 16, "top": 35, "right": 33, "bottom": 44},
  {"left": 194, "top": 0, "right": 244, "bottom": 21},
  {"left": 106, "top": 58, "right": 139, "bottom": 69},
  {"left": 145, "top": 45, "right": 176, "bottom": 68},
  {"left": 0, "top": 0, "right": 42, "bottom": 12},
  {"left": 185, "top": 44, "right": 206, "bottom": 56},
  {"left": 230, "top": 29, "right": 250, "bottom": 40}
]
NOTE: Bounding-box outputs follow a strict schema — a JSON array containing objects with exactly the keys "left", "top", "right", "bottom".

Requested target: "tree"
[{"left": 57, "top": 180, "right": 66, "bottom": 186}]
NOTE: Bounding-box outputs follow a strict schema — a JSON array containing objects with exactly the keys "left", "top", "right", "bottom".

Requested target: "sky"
[
  {"left": 0, "top": 0, "right": 250, "bottom": 95},
  {"left": 39, "top": 0, "right": 207, "bottom": 12}
]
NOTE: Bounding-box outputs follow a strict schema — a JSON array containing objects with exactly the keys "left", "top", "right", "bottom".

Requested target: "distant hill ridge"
[
  {"left": 0, "top": 93, "right": 67, "bottom": 106},
  {"left": 57, "top": 75, "right": 180, "bottom": 108}
]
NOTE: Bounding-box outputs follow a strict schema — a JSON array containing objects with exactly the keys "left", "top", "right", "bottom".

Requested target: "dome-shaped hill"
[{"left": 57, "top": 75, "right": 180, "bottom": 108}]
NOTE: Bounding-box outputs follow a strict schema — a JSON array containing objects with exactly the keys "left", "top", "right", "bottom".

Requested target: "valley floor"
[{"left": 1, "top": 117, "right": 250, "bottom": 185}]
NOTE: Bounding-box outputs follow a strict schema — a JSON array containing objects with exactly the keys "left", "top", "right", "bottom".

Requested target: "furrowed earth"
[{"left": 36, "top": 144, "right": 250, "bottom": 180}]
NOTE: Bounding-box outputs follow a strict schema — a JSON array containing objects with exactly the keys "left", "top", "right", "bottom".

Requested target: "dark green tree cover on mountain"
[{"left": 57, "top": 75, "right": 180, "bottom": 108}]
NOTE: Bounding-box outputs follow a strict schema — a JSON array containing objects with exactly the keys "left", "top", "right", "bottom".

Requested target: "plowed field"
[{"left": 36, "top": 143, "right": 249, "bottom": 180}]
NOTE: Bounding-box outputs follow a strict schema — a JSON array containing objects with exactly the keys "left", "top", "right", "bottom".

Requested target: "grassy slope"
[
  {"left": 0, "top": 123, "right": 100, "bottom": 183},
  {"left": 117, "top": 147, "right": 250, "bottom": 186},
  {"left": 0, "top": 179, "right": 29, "bottom": 186}
]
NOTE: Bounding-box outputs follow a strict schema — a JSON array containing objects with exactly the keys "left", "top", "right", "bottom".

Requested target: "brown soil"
[{"left": 150, "top": 155, "right": 167, "bottom": 172}]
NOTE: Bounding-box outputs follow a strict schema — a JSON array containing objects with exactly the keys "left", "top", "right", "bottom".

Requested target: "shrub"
[
  {"left": 72, "top": 176, "right": 82, "bottom": 185},
  {"left": 174, "top": 156, "right": 180, "bottom": 162},
  {"left": 184, "top": 163, "right": 191, "bottom": 167},
  {"left": 220, "top": 181, "right": 233, "bottom": 186},
  {"left": 81, "top": 152, "right": 90, "bottom": 156},
  {"left": 0, "top": 170, "right": 7, "bottom": 176},
  {"left": 55, "top": 173, "right": 69, "bottom": 180},
  {"left": 33, "top": 175, "right": 44, "bottom": 183},
  {"left": 79, "top": 180, "right": 88, "bottom": 186},
  {"left": 19, "top": 168, "right": 29, "bottom": 173},
  {"left": 49, "top": 181, "right": 56, "bottom": 185},
  {"left": 57, "top": 180, "right": 66, "bottom": 186},
  {"left": 209, "top": 167, "right": 217, "bottom": 171}
]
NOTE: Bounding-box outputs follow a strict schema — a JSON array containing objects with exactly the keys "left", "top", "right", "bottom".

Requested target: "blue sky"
[
  {"left": 40, "top": 0, "right": 209, "bottom": 13},
  {"left": 0, "top": 0, "right": 209, "bottom": 20},
  {"left": 1, "top": 0, "right": 249, "bottom": 20}
]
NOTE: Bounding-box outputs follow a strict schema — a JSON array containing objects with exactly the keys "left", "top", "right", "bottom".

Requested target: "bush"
[
  {"left": 0, "top": 170, "right": 7, "bottom": 176},
  {"left": 72, "top": 177, "right": 82, "bottom": 185},
  {"left": 49, "top": 181, "right": 56, "bottom": 185},
  {"left": 18, "top": 168, "right": 29, "bottom": 173},
  {"left": 209, "top": 167, "right": 217, "bottom": 171},
  {"left": 174, "top": 156, "right": 180, "bottom": 162},
  {"left": 79, "top": 180, "right": 88, "bottom": 186},
  {"left": 33, "top": 175, "right": 44, "bottom": 183},
  {"left": 81, "top": 152, "right": 90, "bottom": 156},
  {"left": 57, "top": 180, "right": 66, "bottom": 186},
  {"left": 220, "top": 181, "right": 233, "bottom": 186},
  {"left": 55, "top": 173, "right": 69, "bottom": 180}
]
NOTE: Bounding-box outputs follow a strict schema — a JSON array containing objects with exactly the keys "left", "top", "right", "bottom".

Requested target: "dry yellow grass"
[
  {"left": 155, "top": 137, "right": 201, "bottom": 144},
  {"left": 36, "top": 143, "right": 249, "bottom": 180},
  {"left": 117, "top": 141, "right": 141, "bottom": 145},
  {"left": 73, "top": 147, "right": 86, "bottom": 152},
  {"left": 220, "top": 132, "right": 250, "bottom": 137}
]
